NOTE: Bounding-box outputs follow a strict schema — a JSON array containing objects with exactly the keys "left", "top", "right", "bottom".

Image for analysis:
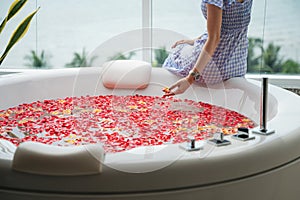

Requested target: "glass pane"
[
  {"left": 261, "top": 0, "right": 300, "bottom": 74},
  {"left": 0, "top": 0, "right": 142, "bottom": 69},
  {"left": 0, "top": 0, "right": 37, "bottom": 69},
  {"left": 153, "top": 0, "right": 203, "bottom": 38},
  {"left": 247, "top": 0, "right": 266, "bottom": 74},
  {"left": 152, "top": 0, "right": 300, "bottom": 75},
  {"left": 152, "top": 0, "right": 203, "bottom": 67}
]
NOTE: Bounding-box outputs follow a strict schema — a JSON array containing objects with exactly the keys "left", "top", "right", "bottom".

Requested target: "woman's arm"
[
  {"left": 166, "top": 4, "right": 223, "bottom": 96},
  {"left": 171, "top": 39, "right": 195, "bottom": 48},
  {"left": 187, "top": 3, "right": 222, "bottom": 82},
  {"left": 171, "top": 34, "right": 205, "bottom": 49}
]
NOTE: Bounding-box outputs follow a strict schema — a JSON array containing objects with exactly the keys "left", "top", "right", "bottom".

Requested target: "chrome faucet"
[{"left": 252, "top": 77, "right": 275, "bottom": 135}]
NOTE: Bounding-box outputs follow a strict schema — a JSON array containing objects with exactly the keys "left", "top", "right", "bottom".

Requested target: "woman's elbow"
[
  {"left": 210, "top": 34, "right": 221, "bottom": 48},
  {"left": 206, "top": 34, "right": 220, "bottom": 54}
]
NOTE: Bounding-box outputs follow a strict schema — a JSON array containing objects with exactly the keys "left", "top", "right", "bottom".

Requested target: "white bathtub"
[{"left": 0, "top": 67, "right": 300, "bottom": 200}]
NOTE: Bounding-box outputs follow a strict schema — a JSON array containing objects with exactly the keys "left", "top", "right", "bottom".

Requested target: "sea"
[{"left": 0, "top": 0, "right": 300, "bottom": 68}]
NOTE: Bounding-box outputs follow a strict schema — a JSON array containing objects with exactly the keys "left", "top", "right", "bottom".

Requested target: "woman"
[{"left": 163, "top": 0, "right": 253, "bottom": 96}]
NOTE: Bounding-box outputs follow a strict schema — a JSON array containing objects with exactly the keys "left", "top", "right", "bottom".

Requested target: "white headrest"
[
  {"left": 102, "top": 60, "right": 152, "bottom": 89},
  {"left": 12, "top": 142, "right": 105, "bottom": 176}
]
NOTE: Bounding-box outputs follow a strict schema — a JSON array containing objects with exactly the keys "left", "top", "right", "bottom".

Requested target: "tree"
[
  {"left": 153, "top": 47, "right": 169, "bottom": 67},
  {"left": 109, "top": 52, "right": 136, "bottom": 60},
  {"left": 246, "top": 38, "right": 299, "bottom": 74},
  {"left": 247, "top": 37, "right": 263, "bottom": 73},
  {"left": 261, "top": 42, "right": 283, "bottom": 73},
  {"left": 281, "top": 59, "right": 300, "bottom": 74},
  {"left": 24, "top": 50, "right": 51, "bottom": 68},
  {"left": 65, "top": 49, "right": 96, "bottom": 68}
]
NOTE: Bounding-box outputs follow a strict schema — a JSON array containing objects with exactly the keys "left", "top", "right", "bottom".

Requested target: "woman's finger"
[
  {"left": 169, "top": 81, "right": 179, "bottom": 91},
  {"left": 172, "top": 87, "right": 184, "bottom": 95},
  {"left": 162, "top": 92, "right": 175, "bottom": 97},
  {"left": 172, "top": 40, "right": 184, "bottom": 48},
  {"left": 171, "top": 41, "right": 178, "bottom": 48}
]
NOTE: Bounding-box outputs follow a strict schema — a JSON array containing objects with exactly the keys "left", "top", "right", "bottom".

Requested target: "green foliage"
[
  {"left": 281, "top": 59, "right": 300, "bottom": 74},
  {"left": 247, "top": 37, "right": 300, "bottom": 74},
  {"left": 106, "top": 39, "right": 299, "bottom": 74},
  {"left": 247, "top": 37, "right": 263, "bottom": 73},
  {"left": 65, "top": 49, "right": 96, "bottom": 68},
  {"left": 153, "top": 47, "right": 169, "bottom": 67},
  {"left": 0, "top": 0, "right": 39, "bottom": 66},
  {"left": 24, "top": 50, "right": 50, "bottom": 68},
  {"left": 261, "top": 42, "right": 283, "bottom": 73},
  {"left": 109, "top": 52, "right": 136, "bottom": 60},
  {"left": 0, "top": 0, "right": 27, "bottom": 34}
]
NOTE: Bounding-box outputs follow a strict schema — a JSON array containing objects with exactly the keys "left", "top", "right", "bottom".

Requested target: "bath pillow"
[
  {"left": 12, "top": 142, "right": 105, "bottom": 176},
  {"left": 102, "top": 60, "right": 152, "bottom": 89}
]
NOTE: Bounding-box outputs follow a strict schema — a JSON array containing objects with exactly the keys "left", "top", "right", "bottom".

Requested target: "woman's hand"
[
  {"left": 163, "top": 77, "right": 194, "bottom": 97},
  {"left": 171, "top": 39, "right": 194, "bottom": 49}
]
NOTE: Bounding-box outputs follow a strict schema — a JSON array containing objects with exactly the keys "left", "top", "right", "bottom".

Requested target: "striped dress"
[{"left": 162, "top": 0, "right": 253, "bottom": 84}]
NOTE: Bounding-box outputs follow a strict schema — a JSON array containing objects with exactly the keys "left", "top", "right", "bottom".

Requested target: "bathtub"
[{"left": 0, "top": 66, "right": 300, "bottom": 200}]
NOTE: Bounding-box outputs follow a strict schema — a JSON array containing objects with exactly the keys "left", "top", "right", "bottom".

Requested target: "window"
[
  {"left": 0, "top": 0, "right": 142, "bottom": 68},
  {"left": 1, "top": 0, "right": 299, "bottom": 75}
]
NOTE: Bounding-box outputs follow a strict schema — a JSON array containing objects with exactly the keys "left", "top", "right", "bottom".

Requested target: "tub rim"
[{"left": 0, "top": 67, "right": 299, "bottom": 193}]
